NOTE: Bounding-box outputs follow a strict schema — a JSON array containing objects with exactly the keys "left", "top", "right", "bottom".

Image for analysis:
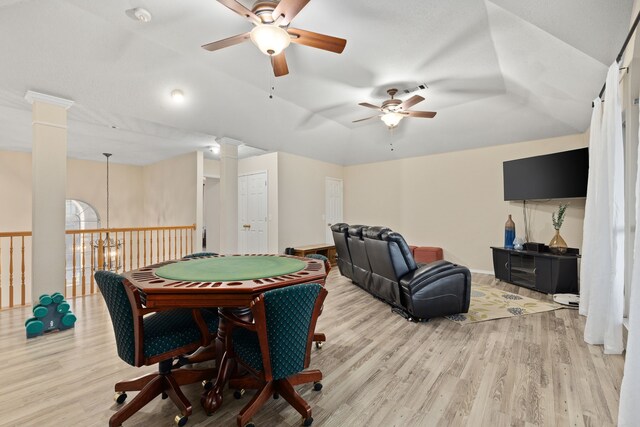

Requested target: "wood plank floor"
[{"left": 0, "top": 271, "right": 625, "bottom": 427}]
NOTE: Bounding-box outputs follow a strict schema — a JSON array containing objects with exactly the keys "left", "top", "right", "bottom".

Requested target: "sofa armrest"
[
  {"left": 399, "top": 260, "right": 452, "bottom": 288},
  {"left": 400, "top": 262, "right": 471, "bottom": 302}
]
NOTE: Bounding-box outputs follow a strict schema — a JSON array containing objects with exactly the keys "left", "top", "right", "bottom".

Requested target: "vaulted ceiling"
[{"left": 0, "top": 0, "right": 633, "bottom": 165}]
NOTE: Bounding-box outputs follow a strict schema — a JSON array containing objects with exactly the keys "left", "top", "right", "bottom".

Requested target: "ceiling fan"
[
  {"left": 202, "top": 0, "right": 347, "bottom": 77},
  {"left": 354, "top": 89, "right": 437, "bottom": 129}
]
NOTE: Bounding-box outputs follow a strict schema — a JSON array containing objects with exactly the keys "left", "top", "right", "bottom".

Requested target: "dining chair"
[
  {"left": 304, "top": 254, "right": 331, "bottom": 349},
  {"left": 95, "top": 270, "right": 219, "bottom": 427},
  {"left": 183, "top": 252, "right": 218, "bottom": 258},
  {"left": 224, "top": 283, "right": 328, "bottom": 427}
]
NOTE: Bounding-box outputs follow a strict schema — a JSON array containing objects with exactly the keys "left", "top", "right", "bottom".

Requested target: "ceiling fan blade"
[
  {"left": 353, "top": 115, "right": 379, "bottom": 123},
  {"left": 271, "top": 51, "right": 289, "bottom": 77},
  {"left": 405, "top": 110, "right": 437, "bottom": 118},
  {"left": 399, "top": 95, "right": 425, "bottom": 110},
  {"left": 288, "top": 28, "right": 347, "bottom": 54},
  {"left": 272, "top": 0, "right": 310, "bottom": 26},
  {"left": 202, "top": 33, "right": 251, "bottom": 51},
  {"left": 358, "top": 102, "right": 382, "bottom": 110},
  {"left": 216, "top": 0, "right": 261, "bottom": 24}
]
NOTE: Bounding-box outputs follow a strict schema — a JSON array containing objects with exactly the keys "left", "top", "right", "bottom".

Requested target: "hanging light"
[
  {"left": 250, "top": 24, "right": 291, "bottom": 56},
  {"left": 91, "top": 153, "right": 122, "bottom": 272},
  {"left": 381, "top": 112, "right": 404, "bottom": 129}
]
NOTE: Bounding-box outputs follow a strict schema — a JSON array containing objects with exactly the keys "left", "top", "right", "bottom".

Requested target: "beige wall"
[
  {"left": 0, "top": 151, "right": 32, "bottom": 231},
  {"left": 67, "top": 158, "right": 145, "bottom": 228},
  {"left": 278, "top": 152, "right": 344, "bottom": 252},
  {"left": 142, "top": 152, "right": 199, "bottom": 228},
  {"left": 239, "top": 152, "right": 279, "bottom": 253},
  {"left": 204, "top": 177, "right": 220, "bottom": 253},
  {"left": 0, "top": 151, "right": 145, "bottom": 230},
  {"left": 204, "top": 158, "right": 220, "bottom": 177},
  {"left": 344, "top": 133, "right": 588, "bottom": 272}
]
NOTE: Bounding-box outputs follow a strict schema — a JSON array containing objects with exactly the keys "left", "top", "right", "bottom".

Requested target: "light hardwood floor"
[{"left": 0, "top": 271, "right": 625, "bottom": 427}]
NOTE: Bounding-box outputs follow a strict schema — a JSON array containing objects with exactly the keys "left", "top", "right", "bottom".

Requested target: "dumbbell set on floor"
[{"left": 25, "top": 293, "right": 77, "bottom": 339}]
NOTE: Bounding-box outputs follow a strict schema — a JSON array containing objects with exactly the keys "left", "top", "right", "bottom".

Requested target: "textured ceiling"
[{"left": 0, "top": 0, "right": 633, "bottom": 165}]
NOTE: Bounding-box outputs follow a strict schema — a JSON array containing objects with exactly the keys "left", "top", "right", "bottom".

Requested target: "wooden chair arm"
[
  {"left": 219, "top": 310, "right": 257, "bottom": 332},
  {"left": 191, "top": 309, "right": 212, "bottom": 346}
]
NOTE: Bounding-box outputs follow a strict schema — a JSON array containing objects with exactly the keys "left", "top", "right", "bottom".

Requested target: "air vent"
[{"left": 402, "top": 83, "right": 429, "bottom": 94}]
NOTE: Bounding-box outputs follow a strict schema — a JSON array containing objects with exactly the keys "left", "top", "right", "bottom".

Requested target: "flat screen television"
[{"left": 503, "top": 148, "right": 588, "bottom": 201}]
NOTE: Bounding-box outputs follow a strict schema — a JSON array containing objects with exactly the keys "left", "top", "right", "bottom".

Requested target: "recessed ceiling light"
[
  {"left": 209, "top": 144, "right": 220, "bottom": 155},
  {"left": 171, "top": 89, "right": 185, "bottom": 104},
  {"left": 126, "top": 8, "right": 152, "bottom": 23}
]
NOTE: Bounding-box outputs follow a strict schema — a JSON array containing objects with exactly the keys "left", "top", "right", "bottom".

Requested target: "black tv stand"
[{"left": 490, "top": 246, "right": 579, "bottom": 294}]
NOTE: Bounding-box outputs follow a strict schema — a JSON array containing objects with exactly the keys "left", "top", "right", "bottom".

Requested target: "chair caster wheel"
[
  {"left": 162, "top": 391, "right": 169, "bottom": 400},
  {"left": 302, "top": 417, "right": 313, "bottom": 426},
  {"left": 245, "top": 423, "right": 255, "bottom": 427},
  {"left": 315, "top": 341, "right": 323, "bottom": 349},
  {"left": 174, "top": 415, "right": 188, "bottom": 426},
  {"left": 313, "top": 382, "right": 323, "bottom": 391},
  {"left": 114, "top": 392, "right": 127, "bottom": 404},
  {"left": 234, "top": 389, "right": 245, "bottom": 399},
  {"left": 202, "top": 380, "right": 213, "bottom": 390},
  {"left": 273, "top": 392, "right": 280, "bottom": 399}
]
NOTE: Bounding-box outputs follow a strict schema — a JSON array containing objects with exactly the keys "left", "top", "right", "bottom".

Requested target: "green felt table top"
[{"left": 155, "top": 256, "right": 307, "bottom": 282}]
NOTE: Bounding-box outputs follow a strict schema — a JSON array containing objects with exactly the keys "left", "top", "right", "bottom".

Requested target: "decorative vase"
[
  {"left": 504, "top": 214, "right": 515, "bottom": 249},
  {"left": 549, "top": 230, "right": 567, "bottom": 254}
]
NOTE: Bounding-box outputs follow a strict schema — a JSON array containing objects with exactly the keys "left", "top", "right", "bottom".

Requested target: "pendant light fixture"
[{"left": 91, "top": 153, "right": 122, "bottom": 272}]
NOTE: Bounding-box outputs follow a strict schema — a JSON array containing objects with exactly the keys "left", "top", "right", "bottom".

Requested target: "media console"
[{"left": 490, "top": 246, "right": 579, "bottom": 294}]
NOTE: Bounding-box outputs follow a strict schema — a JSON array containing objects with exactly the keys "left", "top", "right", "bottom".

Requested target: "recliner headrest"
[
  {"left": 385, "top": 231, "right": 417, "bottom": 271},
  {"left": 330, "top": 223, "right": 349, "bottom": 233},
  {"left": 348, "top": 225, "right": 367, "bottom": 238},
  {"left": 363, "top": 226, "right": 392, "bottom": 240}
]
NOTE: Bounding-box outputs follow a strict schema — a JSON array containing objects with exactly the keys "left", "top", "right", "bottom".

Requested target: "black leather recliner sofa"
[{"left": 331, "top": 223, "right": 471, "bottom": 321}]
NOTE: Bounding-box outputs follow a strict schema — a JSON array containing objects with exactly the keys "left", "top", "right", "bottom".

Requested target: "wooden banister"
[{"left": 0, "top": 224, "right": 196, "bottom": 310}]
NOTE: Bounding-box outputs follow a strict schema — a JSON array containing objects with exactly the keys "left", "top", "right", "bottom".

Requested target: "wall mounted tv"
[{"left": 503, "top": 148, "right": 588, "bottom": 201}]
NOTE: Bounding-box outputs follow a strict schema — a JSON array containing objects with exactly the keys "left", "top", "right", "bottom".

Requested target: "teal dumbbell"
[
  {"left": 56, "top": 301, "right": 70, "bottom": 314},
  {"left": 51, "top": 292, "right": 64, "bottom": 304},
  {"left": 39, "top": 294, "right": 52, "bottom": 306},
  {"left": 25, "top": 318, "right": 44, "bottom": 337},
  {"left": 61, "top": 313, "right": 77, "bottom": 328},
  {"left": 33, "top": 305, "right": 48, "bottom": 319}
]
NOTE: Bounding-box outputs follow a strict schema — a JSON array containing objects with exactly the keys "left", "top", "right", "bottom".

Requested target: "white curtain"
[
  {"left": 579, "top": 98, "right": 602, "bottom": 317},
  {"left": 619, "top": 90, "right": 640, "bottom": 427},
  {"left": 581, "top": 62, "right": 625, "bottom": 354}
]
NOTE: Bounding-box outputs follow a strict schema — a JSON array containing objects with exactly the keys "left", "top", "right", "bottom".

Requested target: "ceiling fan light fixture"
[
  {"left": 250, "top": 24, "right": 291, "bottom": 56},
  {"left": 381, "top": 112, "right": 404, "bottom": 128},
  {"left": 126, "top": 7, "right": 152, "bottom": 23},
  {"left": 171, "top": 89, "right": 185, "bottom": 103}
]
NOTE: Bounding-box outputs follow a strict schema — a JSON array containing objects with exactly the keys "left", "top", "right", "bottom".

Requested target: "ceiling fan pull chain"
[
  {"left": 267, "top": 63, "right": 275, "bottom": 99},
  {"left": 389, "top": 128, "right": 395, "bottom": 151}
]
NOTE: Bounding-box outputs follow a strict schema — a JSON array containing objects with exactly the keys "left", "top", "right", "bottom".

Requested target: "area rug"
[{"left": 445, "top": 284, "right": 563, "bottom": 325}]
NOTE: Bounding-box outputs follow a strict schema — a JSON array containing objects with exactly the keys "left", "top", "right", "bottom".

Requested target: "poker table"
[
  {"left": 122, "top": 253, "right": 328, "bottom": 415},
  {"left": 122, "top": 253, "right": 327, "bottom": 309}
]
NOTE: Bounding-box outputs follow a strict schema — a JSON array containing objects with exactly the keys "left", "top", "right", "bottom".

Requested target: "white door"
[
  {"left": 239, "top": 172, "right": 268, "bottom": 253},
  {"left": 238, "top": 175, "right": 248, "bottom": 253},
  {"left": 325, "top": 177, "right": 343, "bottom": 243}
]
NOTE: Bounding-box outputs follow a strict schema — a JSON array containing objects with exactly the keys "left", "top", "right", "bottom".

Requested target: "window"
[{"left": 65, "top": 200, "right": 100, "bottom": 286}]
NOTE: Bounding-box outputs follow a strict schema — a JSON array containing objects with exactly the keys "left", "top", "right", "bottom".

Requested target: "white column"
[
  {"left": 218, "top": 137, "right": 241, "bottom": 254},
  {"left": 25, "top": 91, "right": 73, "bottom": 304},
  {"left": 195, "top": 150, "right": 204, "bottom": 252}
]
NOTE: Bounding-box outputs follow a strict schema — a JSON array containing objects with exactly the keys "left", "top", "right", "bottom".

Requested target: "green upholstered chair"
[
  {"left": 95, "top": 270, "right": 219, "bottom": 427},
  {"left": 304, "top": 254, "right": 331, "bottom": 349},
  {"left": 224, "top": 283, "right": 328, "bottom": 427},
  {"left": 304, "top": 254, "right": 331, "bottom": 273},
  {"left": 183, "top": 252, "right": 218, "bottom": 259}
]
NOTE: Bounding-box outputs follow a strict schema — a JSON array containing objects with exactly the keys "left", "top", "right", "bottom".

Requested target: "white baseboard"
[{"left": 470, "top": 268, "right": 494, "bottom": 276}]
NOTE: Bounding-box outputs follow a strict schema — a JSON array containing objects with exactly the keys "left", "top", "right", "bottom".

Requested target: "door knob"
[{"left": 243, "top": 224, "right": 251, "bottom": 229}]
